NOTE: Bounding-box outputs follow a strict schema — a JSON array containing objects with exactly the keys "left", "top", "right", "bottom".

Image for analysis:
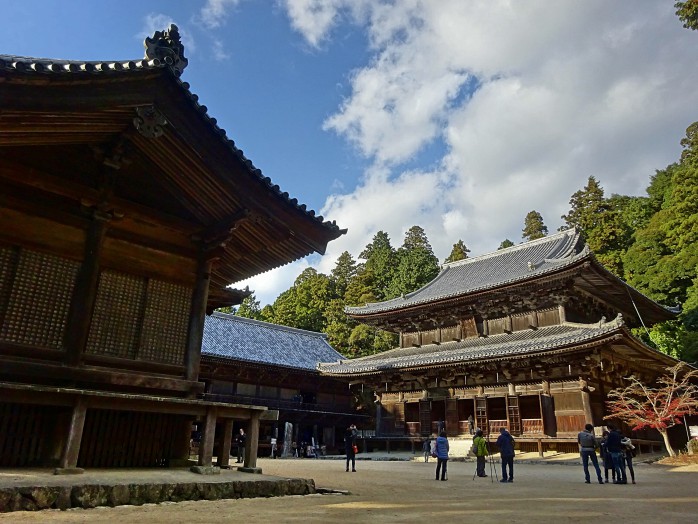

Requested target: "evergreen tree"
[
  {"left": 522, "top": 211, "right": 548, "bottom": 241},
  {"left": 267, "top": 268, "right": 333, "bottom": 332},
  {"left": 676, "top": 0, "right": 698, "bottom": 30},
  {"left": 359, "top": 231, "right": 397, "bottom": 301},
  {"left": 498, "top": 239, "right": 514, "bottom": 250},
  {"left": 387, "top": 226, "right": 440, "bottom": 298},
  {"left": 330, "top": 251, "right": 358, "bottom": 299},
  {"left": 444, "top": 240, "right": 470, "bottom": 264},
  {"left": 234, "top": 294, "right": 262, "bottom": 320}
]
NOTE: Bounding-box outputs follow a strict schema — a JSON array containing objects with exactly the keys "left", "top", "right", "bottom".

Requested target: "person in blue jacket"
[
  {"left": 434, "top": 430, "right": 449, "bottom": 481},
  {"left": 496, "top": 427, "right": 516, "bottom": 482}
]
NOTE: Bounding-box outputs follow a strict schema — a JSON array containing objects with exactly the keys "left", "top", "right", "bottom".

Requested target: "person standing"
[
  {"left": 621, "top": 436, "right": 636, "bottom": 484},
  {"left": 496, "top": 427, "right": 515, "bottom": 483},
  {"left": 577, "top": 423, "right": 603, "bottom": 484},
  {"left": 344, "top": 424, "right": 358, "bottom": 472},
  {"left": 467, "top": 415, "right": 474, "bottom": 435},
  {"left": 422, "top": 437, "right": 431, "bottom": 463},
  {"left": 434, "top": 430, "right": 449, "bottom": 481},
  {"left": 236, "top": 428, "right": 246, "bottom": 464},
  {"left": 473, "top": 429, "right": 489, "bottom": 477},
  {"left": 605, "top": 424, "right": 627, "bottom": 484},
  {"left": 600, "top": 430, "right": 615, "bottom": 483}
]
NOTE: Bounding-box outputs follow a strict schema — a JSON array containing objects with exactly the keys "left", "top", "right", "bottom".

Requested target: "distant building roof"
[
  {"left": 202, "top": 312, "right": 345, "bottom": 372},
  {"left": 318, "top": 315, "right": 674, "bottom": 376},
  {"left": 346, "top": 229, "right": 586, "bottom": 316}
]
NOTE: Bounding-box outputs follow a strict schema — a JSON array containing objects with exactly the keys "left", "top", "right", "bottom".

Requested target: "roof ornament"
[
  {"left": 144, "top": 24, "right": 188, "bottom": 77},
  {"left": 133, "top": 106, "right": 168, "bottom": 138},
  {"left": 527, "top": 261, "right": 535, "bottom": 271}
]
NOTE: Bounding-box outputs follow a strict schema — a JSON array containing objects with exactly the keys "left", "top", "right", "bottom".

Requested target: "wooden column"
[
  {"left": 197, "top": 407, "right": 218, "bottom": 467},
  {"left": 64, "top": 214, "right": 109, "bottom": 365},
  {"left": 185, "top": 253, "right": 213, "bottom": 383},
  {"left": 242, "top": 411, "right": 261, "bottom": 471},
  {"left": 216, "top": 419, "right": 234, "bottom": 468},
  {"left": 55, "top": 399, "right": 87, "bottom": 474},
  {"left": 580, "top": 389, "right": 594, "bottom": 425}
]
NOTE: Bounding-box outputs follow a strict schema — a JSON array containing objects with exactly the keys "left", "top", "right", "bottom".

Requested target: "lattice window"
[
  {"left": 0, "top": 248, "right": 78, "bottom": 350},
  {"left": 86, "top": 270, "right": 146, "bottom": 359},
  {"left": 138, "top": 279, "right": 190, "bottom": 365}
]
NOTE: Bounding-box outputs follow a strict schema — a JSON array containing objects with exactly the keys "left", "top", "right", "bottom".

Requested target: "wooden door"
[
  {"left": 540, "top": 394, "right": 557, "bottom": 437},
  {"left": 445, "top": 399, "right": 458, "bottom": 436},
  {"left": 475, "top": 397, "right": 488, "bottom": 434},
  {"left": 419, "top": 400, "right": 431, "bottom": 436},
  {"left": 506, "top": 396, "right": 521, "bottom": 435}
]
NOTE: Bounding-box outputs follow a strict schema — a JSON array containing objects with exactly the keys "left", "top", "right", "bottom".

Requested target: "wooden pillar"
[
  {"left": 217, "top": 419, "right": 234, "bottom": 468},
  {"left": 198, "top": 407, "right": 218, "bottom": 467},
  {"left": 581, "top": 389, "right": 594, "bottom": 425},
  {"left": 55, "top": 399, "right": 87, "bottom": 474},
  {"left": 242, "top": 411, "right": 261, "bottom": 471},
  {"left": 185, "top": 253, "right": 213, "bottom": 383},
  {"left": 64, "top": 214, "right": 109, "bottom": 365}
]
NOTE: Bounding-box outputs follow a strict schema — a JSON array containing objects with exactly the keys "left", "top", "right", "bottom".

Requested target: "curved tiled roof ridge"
[
  {"left": 0, "top": 42, "right": 345, "bottom": 237},
  {"left": 209, "top": 311, "right": 329, "bottom": 339},
  {"left": 443, "top": 228, "right": 582, "bottom": 269},
  {"left": 346, "top": 228, "right": 587, "bottom": 315},
  {"left": 317, "top": 315, "right": 635, "bottom": 375}
]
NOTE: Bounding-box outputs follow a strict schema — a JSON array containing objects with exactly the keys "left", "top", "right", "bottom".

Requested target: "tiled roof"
[
  {"left": 202, "top": 313, "right": 345, "bottom": 372},
  {"left": 0, "top": 51, "right": 343, "bottom": 236},
  {"left": 318, "top": 316, "right": 629, "bottom": 375},
  {"left": 346, "top": 228, "right": 587, "bottom": 315}
]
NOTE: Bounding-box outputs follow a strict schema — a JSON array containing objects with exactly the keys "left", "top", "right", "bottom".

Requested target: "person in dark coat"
[
  {"left": 600, "top": 430, "right": 615, "bottom": 483},
  {"left": 434, "top": 430, "right": 449, "bottom": 481},
  {"left": 236, "top": 428, "right": 246, "bottom": 464},
  {"left": 422, "top": 437, "right": 431, "bottom": 463},
  {"left": 605, "top": 424, "right": 627, "bottom": 484},
  {"left": 496, "top": 427, "right": 515, "bottom": 482},
  {"left": 621, "top": 435, "right": 636, "bottom": 484},
  {"left": 344, "top": 424, "right": 358, "bottom": 472}
]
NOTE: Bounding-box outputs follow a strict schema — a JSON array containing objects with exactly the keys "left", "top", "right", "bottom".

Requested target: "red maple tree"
[{"left": 604, "top": 363, "right": 698, "bottom": 456}]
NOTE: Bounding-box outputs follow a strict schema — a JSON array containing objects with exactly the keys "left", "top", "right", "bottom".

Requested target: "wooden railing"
[{"left": 522, "top": 418, "right": 544, "bottom": 435}]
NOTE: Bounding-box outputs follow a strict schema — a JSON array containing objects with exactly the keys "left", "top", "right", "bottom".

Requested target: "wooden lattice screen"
[
  {"left": 0, "top": 402, "right": 63, "bottom": 467},
  {"left": 0, "top": 245, "right": 78, "bottom": 350},
  {"left": 86, "top": 270, "right": 191, "bottom": 365},
  {"left": 77, "top": 409, "right": 182, "bottom": 467}
]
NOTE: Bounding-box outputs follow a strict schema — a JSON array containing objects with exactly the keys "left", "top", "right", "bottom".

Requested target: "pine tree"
[
  {"left": 235, "top": 294, "right": 262, "bottom": 320},
  {"left": 522, "top": 211, "right": 548, "bottom": 241},
  {"left": 359, "top": 231, "right": 397, "bottom": 301},
  {"left": 498, "top": 239, "right": 514, "bottom": 250},
  {"left": 388, "top": 226, "right": 440, "bottom": 298},
  {"left": 444, "top": 240, "right": 470, "bottom": 263}
]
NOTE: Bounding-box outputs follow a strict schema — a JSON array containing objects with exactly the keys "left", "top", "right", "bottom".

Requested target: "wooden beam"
[{"left": 57, "top": 398, "right": 87, "bottom": 472}]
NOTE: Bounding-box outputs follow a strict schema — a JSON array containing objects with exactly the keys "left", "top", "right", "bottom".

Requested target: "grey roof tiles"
[
  {"left": 202, "top": 313, "right": 345, "bottom": 372},
  {"left": 346, "top": 228, "right": 587, "bottom": 316},
  {"left": 318, "top": 316, "right": 627, "bottom": 375}
]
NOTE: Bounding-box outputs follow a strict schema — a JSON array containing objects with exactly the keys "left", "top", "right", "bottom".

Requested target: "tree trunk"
[{"left": 659, "top": 429, "right": 675, "bottom": 457}]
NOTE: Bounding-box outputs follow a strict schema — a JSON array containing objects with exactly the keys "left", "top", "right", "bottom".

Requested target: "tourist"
[
  {"left": 423, "top": 436, "right": 431, "bottom": 463},
  {"left": 473, "top": 428, "right": 489, "bottom": 477},
  {"left": 345, "top": 424, "right": 358, "bottom": 472},
  {"left": 600, "top": 430, "right": 615, "bottom": 483},
  {"left": 605, "top": 424, "right": 627, "bottom": 484},
  {"left": 496, "top": 427, "right": 515, "bottom": 482},
  {"left": 467, "top": 415, "right": 474, "bottom": 435},
  {"left": 435, "top": 430, "right": 449, "bottom": 481},
  {"left": 236, "top": 428, "right": 246, "bottom": 464},
  {"left": 621, "top": 435, "right": 636, "bottom": 484},
  {"left": 577, "top": 423, "right": 603, "bottom": 484}
]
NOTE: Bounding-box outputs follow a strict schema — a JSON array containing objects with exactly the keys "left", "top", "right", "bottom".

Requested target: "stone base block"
[
  {"left": 190, "top": 465, "right": 221, "bottom": 475},
  {"left": 237, "top": 467, "right": 263, "bottom": 474},
  {"left": 53, "top": 467, "right": 85, "bottom": 475}
]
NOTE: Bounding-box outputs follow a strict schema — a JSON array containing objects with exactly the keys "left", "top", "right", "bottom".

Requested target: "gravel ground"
[{"left": 2, "top": 456, "right": 697, "bottom": 523}]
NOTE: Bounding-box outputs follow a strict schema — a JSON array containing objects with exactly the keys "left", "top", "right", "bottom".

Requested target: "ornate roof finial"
[{"left": 144, "top": 24, "right": 188, "bottom": 77}]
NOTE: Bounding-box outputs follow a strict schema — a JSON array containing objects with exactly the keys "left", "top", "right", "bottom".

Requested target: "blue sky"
[{"left": 2, "top": 1, "right": 698, "bottom": 307}]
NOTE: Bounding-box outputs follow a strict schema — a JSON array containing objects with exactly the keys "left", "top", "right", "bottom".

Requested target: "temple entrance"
[
  {"left": 430, "top": 400, "right": 445, "bottom": 435},
  {"left": 520, "top": 395, "right": 544, "bottom": 435},
  {"left": 457, "top": 399, "right": 475, "bottom": 435},
  {"left": 487, "top": 397, "right": 507, "bottom": 435},
  {"left": 405, "top": 402, "right": 420, "bottom": 436}
]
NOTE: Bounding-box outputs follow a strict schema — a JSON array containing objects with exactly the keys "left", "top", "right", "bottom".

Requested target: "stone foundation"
[{"left": 0, "top": 478, "right": 315, "bottom": 512}]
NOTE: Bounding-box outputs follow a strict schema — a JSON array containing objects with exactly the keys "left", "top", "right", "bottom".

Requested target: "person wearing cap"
[
  {"left": 344, "top": 424, "right": 358, "bottom": 472},
  {"left": 496, "top": 427, "right": 516, "bottom": 482},
  {"left": 472, "top": 428, "right": 489, "bottom": 477}
]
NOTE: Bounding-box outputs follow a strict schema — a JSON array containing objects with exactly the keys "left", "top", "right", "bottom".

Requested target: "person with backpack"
[
  {"left": 472, "top": 428, "right": 489, "bottom": 477},
  {"left": 496, "top": 427, "right": 515, "bottom": 482},
  {"left": 577, "top": 423, "right": 603, "bottom": 484}
]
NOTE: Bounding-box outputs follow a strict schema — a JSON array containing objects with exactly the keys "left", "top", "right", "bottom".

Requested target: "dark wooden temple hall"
[
  {"left": 320, "top": 229, "right": 680, "bottom": 453},
  {"left": 0, "top": 26, "right": 344, "bottom": 473}
]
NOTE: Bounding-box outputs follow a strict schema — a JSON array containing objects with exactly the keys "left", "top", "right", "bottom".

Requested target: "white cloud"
[
  {"left": 253, "top": 0, "right": 698, "bottom": 307},
  {"left": 198, "top": 0, "right": 242, "bottom": 29}
]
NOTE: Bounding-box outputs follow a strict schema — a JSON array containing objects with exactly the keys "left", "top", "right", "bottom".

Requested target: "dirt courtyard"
[{"left": 3, "top": 457, "right": 697, "bottom": 523}]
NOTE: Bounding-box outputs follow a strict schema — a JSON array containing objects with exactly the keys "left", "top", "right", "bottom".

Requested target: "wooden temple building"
[
  {"left": 319, "top": 229, "right": 679, "bottom": 452},
  {"left": 199, "top": 313, "right": 362, "bottom": 457},
  {"left": 0, "top": 25, "right": 344, "bottom": 472}
]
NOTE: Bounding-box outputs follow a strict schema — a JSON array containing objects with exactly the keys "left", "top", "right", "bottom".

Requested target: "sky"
[{"left": 2, "top": 1, "right": 697, "bottom": 307}]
